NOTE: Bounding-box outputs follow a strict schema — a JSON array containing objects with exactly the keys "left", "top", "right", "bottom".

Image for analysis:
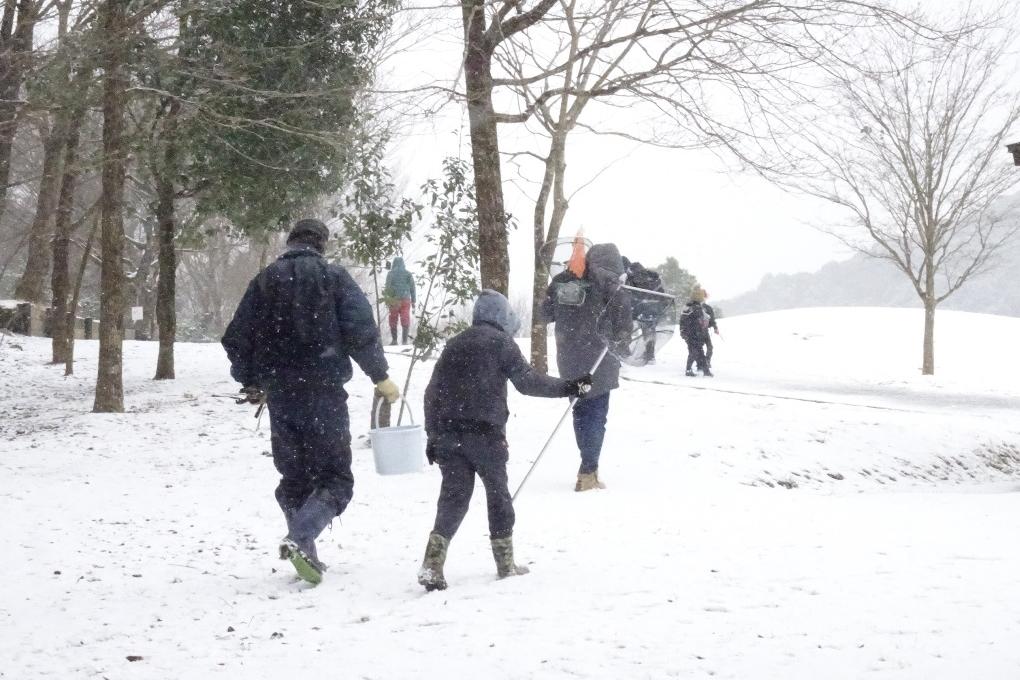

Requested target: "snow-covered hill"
[
  {"left": 3, "top": 307, "right": 1019, "bottom": 678},
  {"left": 718, "top": 237, "right": 1020, "bottom": 318}
]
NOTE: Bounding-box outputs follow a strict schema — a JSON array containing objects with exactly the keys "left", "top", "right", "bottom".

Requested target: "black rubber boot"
[
  {"left": 491, "top": 536, "right": 530, "bottom": 579},
  {"left": 390, "top": 329, "right": 398, "bottom": 345},
  {"left": 417, "top": 532, "right": 449, "bottom": 591},
  {"left": 402, "top": 328, "right": 410, "bottom": 345}
]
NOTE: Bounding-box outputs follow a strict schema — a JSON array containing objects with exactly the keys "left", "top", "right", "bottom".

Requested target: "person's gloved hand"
[
  {"left": 564, "top": 374, "right": 593, "bottom": 399},
  {"left": 375, "top": 378, "right": 401, "bottom": 404}
]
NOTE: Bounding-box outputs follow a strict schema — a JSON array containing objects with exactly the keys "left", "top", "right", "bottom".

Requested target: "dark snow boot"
[
  {"left": 685, "top": 369, "right": 697, "bottom": 377},
  {"left": 390, "top": 329, "right": 398, "bottom": 346},
  {"left": 401, "top": 328, "right": 410, "bottom": 346},
  {"left": 279, "top": 491, "right": 335, "bottom": 585},
  {"left": 491, "top": 536, "right": 530, "bottom": 579},
  {"left": 417, "top": 532, "right": 449, "bottom": 591},
  {"left": 702, "top": 368, "right": 714, "bottom": 377}
]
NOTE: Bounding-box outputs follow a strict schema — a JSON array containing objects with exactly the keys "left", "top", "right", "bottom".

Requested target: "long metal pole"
[{"left": 512, "top": 346, "right": 609, "bottom": 502}]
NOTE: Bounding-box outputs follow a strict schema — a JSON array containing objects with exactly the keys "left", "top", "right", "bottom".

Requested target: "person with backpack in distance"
[
  {"left": 222, "top": 218, "right": 401, "bottom": 585},
  {"left": 542, "top": 243, "right": 633, "bottom": 492},
  {"left": 417, "top": 290, "right": 592, "bottom": 591},
  {"left": 384, "top": 256, "right": 416, "bottom": 345},
  {"left": 622, "top": 257, "right": 666, "bottom": 364},
  {"left": 680, "top": 286, "right": 712, "bottom": 377}
]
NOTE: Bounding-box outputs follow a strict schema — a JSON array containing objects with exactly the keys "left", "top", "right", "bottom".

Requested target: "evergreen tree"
[{"left": 656, "top": 256, "right": 699, "bottom": 302}]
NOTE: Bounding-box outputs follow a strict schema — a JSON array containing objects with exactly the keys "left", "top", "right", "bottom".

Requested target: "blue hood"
[{"left": 472, "top": 289, "right": 521, "bottom": 335}]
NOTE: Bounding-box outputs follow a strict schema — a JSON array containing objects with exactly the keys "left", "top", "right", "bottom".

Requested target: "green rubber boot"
[
  {"left": 417, "top": 532, "right": 449, "bottom": 591},
  {"left": 491, "top": 536, "right": 530, "bottom": 579}
]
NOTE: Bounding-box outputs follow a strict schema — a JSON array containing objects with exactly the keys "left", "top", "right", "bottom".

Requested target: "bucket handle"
[{"left": 373, "top": 394, "right": 415, "bottom": 429}]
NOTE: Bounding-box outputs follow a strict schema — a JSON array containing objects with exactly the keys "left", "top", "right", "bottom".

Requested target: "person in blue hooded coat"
[
  {"left": 384, "top": 257, "right": 416, "bottom": 345},
  {"left": 416, "top": 290, "right": 591, "bottom": 591}
]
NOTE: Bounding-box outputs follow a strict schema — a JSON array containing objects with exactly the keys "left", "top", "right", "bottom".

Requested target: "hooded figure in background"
[
  {"left": 384, "top": 257, "right": 416, "bottom": 345},
  {"left": 418, "top": 290, "right": 591, "bottom": 591},
  {"left": 542, "top": 243, "right": 633, "bottom": 492},
  {"left": 222, "top": 218, "right": 401, "bottom": 585}
]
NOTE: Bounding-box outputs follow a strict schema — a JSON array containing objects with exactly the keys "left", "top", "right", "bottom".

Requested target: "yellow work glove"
[{"left": 375, "top": 378, "right": 400, "bottom": 404}]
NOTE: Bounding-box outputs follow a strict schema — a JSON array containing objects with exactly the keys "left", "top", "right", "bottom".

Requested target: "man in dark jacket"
[
  {"left": 222, "top": 218, "right": 400, "bottom": 585},
  {"left": 679, "top": 287, "right": 712, "bottom": 377},
  {"left": 417, "top": 290, "right": 590, "bottom": 591},
  {"left": 542, "top": 243, "right": 633, "bottom": 492}
]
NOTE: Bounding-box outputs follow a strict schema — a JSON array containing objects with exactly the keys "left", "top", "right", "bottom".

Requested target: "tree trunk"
[
  {"left": 920, "top": 250, "right": 936, "bottom": 375},
  {"left": 153, "top": 110, "right": 178, "bottom": 380},
  {"left": 369, "top": 260, "right": 391, "bottom": 428},
  {"left": 65, "top": 215, "right": 98, "bottom": 376},
  {"left": 12, "top": 120, "right": 63, "bottom": 302},
  {"left": 529, "top": 153, "right": 556, "bottom": 373},
  {"left": 462, "top": 0, "right": 509, "bottom": 295},
  {"left": 922, "top": 297, "right": 935, "bottom": 376},
  {"left": 93, "top": 0, "right": 129, "bottom": 413},
  {"left": 259, "top": 238, "right": 269, "bottom": 269},
  {"left": 529, "top": 134, "right": 568, "bottom": 372},
  {"left": 50, "top": 93, "right": 86, "bottom": 364},
  {"left": 0, "top": 0, "right": 37, "bottom": 229}
]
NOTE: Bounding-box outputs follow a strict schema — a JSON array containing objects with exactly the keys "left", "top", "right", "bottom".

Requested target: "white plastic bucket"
[{"left": 369, "top": 397, "right": 425, "bottom": 475}]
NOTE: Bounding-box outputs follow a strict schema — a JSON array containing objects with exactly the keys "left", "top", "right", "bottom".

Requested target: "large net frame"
[{"left": 594, "top": 285, "right": 677, "bottom": 368}]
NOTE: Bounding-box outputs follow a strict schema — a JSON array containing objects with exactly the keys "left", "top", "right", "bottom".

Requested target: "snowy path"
[{"left": 3, "top": 308, "right": 1020, "bottom": 679}]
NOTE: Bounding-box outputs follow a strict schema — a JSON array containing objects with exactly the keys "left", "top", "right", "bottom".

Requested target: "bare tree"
[
  {"left": 488, "top": 0, "right": 934, "bottom": 370},
  {"left": 460, "top": 0, "right": 558, "bottom": 295},
  {"left": 760, "top": 29, "right": 1020, "bottom": 374}
]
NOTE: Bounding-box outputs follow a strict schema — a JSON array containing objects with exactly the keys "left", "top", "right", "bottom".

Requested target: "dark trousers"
[
  {"left": 639, "top": 321, "right": 656, "bottom": 361},
  {"left": 431, "top": 431, "right": 514, "bottom": 540},
  {"left": 573, "top": 392, "right": 611, "bottom": 474},
  {"left": 704, "top": 335, "right": 714, "bottom": 367},
  {"left": 685, "top": 338, "right": 708, "bottom": 372},
  {"left": 268, "top": 388, "right": 353, "bottom": 518}
]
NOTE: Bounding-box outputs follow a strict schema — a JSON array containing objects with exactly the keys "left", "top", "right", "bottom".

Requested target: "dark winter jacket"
[
  {"left": 222, "top": 246, "right": 389, "bottom": 392},
  {"left": 541, "top": 243, "right": 633, "bottom": 398},
  {"left": 384, "top": 257, "right": 416, "bottom": 304},
  {"left": 680, "top": 301, "right": 710, "bottom": 341},
  {"left": 425, "top": 290, "right": 568, "bottom": 437}
]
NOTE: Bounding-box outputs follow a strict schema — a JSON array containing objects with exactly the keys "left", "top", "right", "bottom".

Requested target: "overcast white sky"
[{"left": 380, "top": 1, "right": 1020, "bottom": 302}]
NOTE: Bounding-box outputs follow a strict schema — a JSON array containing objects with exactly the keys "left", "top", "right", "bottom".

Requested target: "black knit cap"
[{"left": 287, "top": 218, "right": 329, "bottom": 251}]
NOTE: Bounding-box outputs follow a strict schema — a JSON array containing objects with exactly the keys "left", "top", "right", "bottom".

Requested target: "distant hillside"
[{"left": 719, "top": 237, "right": 1020, "bottom": 318}]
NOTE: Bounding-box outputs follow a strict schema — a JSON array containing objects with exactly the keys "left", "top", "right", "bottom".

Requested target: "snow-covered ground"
[{"left": 2, "top": 307, "right": 1019, "bottom": 679}]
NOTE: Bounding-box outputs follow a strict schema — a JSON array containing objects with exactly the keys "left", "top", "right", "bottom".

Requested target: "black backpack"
[
  {"left": 679, "top": 302, "right": 706, "bottom": 339},
  {"left": 626, "top": 267, "right": 664, "bottom": 293}
]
